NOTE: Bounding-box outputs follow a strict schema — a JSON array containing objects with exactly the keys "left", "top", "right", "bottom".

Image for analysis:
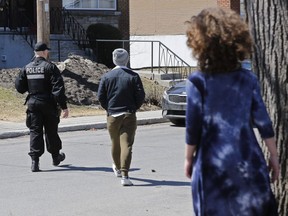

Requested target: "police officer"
[{"left": 15, "top": 42, "right": 69, "bottom": 172}]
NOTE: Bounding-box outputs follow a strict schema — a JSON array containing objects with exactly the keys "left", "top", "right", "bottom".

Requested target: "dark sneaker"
[
  {"left": 53, "top": 152, "right": 66, "bottom": 166},
  {"left": 31, "top": 160, "right": 40, "bottom": 172}
]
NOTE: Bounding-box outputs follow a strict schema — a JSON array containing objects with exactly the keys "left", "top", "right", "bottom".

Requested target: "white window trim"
[{"left": 63, "top": 0, "right": 117, "bottom": 10}]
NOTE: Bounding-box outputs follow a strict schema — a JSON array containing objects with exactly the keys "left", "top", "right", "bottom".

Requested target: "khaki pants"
[{"left": 107, "top": 113, "right": 137, "bottom": 177}]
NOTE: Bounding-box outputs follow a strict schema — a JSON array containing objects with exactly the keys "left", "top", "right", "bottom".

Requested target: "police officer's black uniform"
[{"left": 15, "top": 42, "right": 67, "bottom": 172}]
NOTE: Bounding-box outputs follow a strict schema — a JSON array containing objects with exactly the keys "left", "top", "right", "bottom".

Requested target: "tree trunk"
[{"left": 244, "top": 0, "right": 288, "bottom": 215}]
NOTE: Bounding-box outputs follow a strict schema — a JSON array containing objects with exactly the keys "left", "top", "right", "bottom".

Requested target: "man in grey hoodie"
[{"left": 98, "top": 48, "right": 145, "bottom": 186}]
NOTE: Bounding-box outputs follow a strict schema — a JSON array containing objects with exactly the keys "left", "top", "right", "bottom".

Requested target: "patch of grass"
[
  {"left": 68, "top": 104, "right": 106, "bottom": 117},
  {"left": 0, "top": 87, "right": 27, "bottom": 121},
  {"left": 0, "top": 77, "right": 164, "bottom": 122},
  {"left": 0, "top": 87, "right": 106, "bottom": 122},
  {"left": 141, "top": 77, "right": 166, "bottom": 106}
]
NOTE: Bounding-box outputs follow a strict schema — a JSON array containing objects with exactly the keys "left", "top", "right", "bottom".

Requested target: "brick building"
[
  {"left": 217, "top": 0, "right": 241, "bottom": 13},
  {"left": 129, "top": 0, "right": 241, "bottom": 68},
  {"left": 0, "top": 0, "right": 241, "bottom": 68}
]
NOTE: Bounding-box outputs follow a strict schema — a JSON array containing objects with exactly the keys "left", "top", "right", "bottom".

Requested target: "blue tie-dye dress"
[{"left": 185, "top": 69, "right": 278, "bottom": 216}]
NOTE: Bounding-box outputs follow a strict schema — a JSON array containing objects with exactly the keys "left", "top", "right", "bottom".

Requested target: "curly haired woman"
[{"left": 184, "top": 7, "right": 279, "bottom": 216}]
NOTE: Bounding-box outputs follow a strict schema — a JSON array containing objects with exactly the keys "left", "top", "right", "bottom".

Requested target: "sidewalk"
[{"left": 0, "top": 110, "right": 168, "bottom": 139}]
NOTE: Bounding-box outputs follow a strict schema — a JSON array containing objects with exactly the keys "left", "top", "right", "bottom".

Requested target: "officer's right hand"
[{"left": 62, "top": 109, "right": 69, "bottom": 118}]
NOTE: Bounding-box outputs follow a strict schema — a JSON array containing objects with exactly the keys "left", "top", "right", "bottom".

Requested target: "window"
[{"left": 63, "top": 0, "right": 116, "bottom": 10}]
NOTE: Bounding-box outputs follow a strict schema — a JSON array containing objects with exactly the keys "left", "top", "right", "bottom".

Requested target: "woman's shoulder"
[
  {"left": 188, "top": 70, "right": 205, "bottom": 81},
  {"left": 238, "top": 68, "right": 258, "bottom": 82},
  {"left": 187, "top": 71, "right": 206, "bottom": 92},
  {"left": 188, "top": 68, "right": 258, "bottom": 82}
]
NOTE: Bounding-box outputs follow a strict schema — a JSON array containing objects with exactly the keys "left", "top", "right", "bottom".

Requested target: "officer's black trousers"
[{"left": 26, "top": 97, "right": 62, "bottom": 160}]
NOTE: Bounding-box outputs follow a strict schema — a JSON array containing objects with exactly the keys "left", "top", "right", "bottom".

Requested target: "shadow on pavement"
[
  {"left": 130, "top": 177, "right": 190, "bottom": 187},
  {"left": 41, "top": 165, "right": 190, "bottom": 187},
  {"left": 42, "top": 164, "right": 140, "bottom": 174}
]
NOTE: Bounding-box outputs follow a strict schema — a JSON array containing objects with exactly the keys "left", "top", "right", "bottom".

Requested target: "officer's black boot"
[
  {"left": 31, "top": 158, "right": 40, "bottom": 172},
  {"left": 52, "top": 152, "right": 65, "bottom": 166}
]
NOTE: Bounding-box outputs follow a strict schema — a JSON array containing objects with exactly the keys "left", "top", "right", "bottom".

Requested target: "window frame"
[{"left": 63, "top": 0, "right": 117, "bottom": 11}]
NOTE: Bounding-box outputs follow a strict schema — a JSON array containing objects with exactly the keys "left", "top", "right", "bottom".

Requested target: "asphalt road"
[{"left": 0, "top": 122, "right": 194, "bottom": 216}]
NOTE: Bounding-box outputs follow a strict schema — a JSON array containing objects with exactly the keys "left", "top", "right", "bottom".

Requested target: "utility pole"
[{"left": 36, "top": 0, "right": 50, "bottom": 46}]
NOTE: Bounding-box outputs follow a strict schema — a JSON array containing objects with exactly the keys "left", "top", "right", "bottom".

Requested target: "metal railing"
[
  {"left": 1, "top": 7, "right": 192, "bottom": 80},
  {"left": 15, "top": 11, "right": 36, "bottom": 48},
  {"left": 0, "top": 10, "right": 36, "bottom": 48},
  {"left": 50, "top": 8, "right": 89, "bottom": 49},
  {"left": 49, "top": 8, "right": 192, "bottom": 79},
  {"left": 94, "top": 39, "right": 192, "bottom": 79},
  {"left": 158, "top": 42, "right": 192, "bottom": 79},
  {"left": 51, "top": 38, "right": 192, "bottom": 80}
]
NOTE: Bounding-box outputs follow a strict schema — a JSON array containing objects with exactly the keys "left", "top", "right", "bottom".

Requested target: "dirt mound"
[
  {"left": 0, "top": 68, "right": 20, "bottom": 89},
  {"left": 0, "top": 55, "right": 109, "bottom": 106},
  {"left": 59, "top": 55, "right": 109, "bottom": 105},
  {"left": 0, "top": 55, "right": 164, "bottom": 110}
]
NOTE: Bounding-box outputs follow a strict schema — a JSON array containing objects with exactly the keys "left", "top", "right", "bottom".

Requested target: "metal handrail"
[
  {"left": 159, "top": 42, "right": 192, "bottom": 79},
  {"left": 14, "top": 11, "right": 36, "bottom": 48},
  {"left": 50, "top": 7, "right": 89, "bottom": 49},
  {"left": 49, "top": 8, "right": 192, "bottom": 79},
  {"left": 0, "top": 10, "right": 36, "bottom": 48},
  {"left": 3, "top": 7, "right": 192, "bottom": 80},
  {"left": 1, "top": 7, "right": 87, "bottom": 50},
  {"left": 51, "top": 38, "right": 192, "bottom": 80},
  {"left": 92, "top": 39, "right": 192, "bottom": 79}
]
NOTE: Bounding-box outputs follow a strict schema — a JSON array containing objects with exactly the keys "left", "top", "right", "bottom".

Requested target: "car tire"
[{"left": 169, "top": 118, "right": 185, "bottom": 126}]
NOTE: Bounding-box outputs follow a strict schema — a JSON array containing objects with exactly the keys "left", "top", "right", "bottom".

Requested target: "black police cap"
[{"left": 34, "top": 42, "right": 51, "bottom": 51}]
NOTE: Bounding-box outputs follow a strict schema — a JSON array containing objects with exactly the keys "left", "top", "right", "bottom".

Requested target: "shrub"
[{"left": 141, "top": 77, "right": 166, "bottom": 107}]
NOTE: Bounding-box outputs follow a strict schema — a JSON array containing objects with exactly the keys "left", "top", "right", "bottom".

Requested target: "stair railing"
[
  {"left": 90, "top": 39, "right": 193, "bottom": 80},
  {"left": 14, "top": 11, "right": 36, "bottom": 49},
  {"left": 50, "top": 7, "right": 89, "bottom": 50},
  {"left": 49, "top": 8, "right": 193, "bottom": 80},
  {"left": 158, "top": 41, "right": 192, "bottom": 79}
]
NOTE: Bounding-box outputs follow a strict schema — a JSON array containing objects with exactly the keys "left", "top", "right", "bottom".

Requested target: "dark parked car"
[
  {"left": 162, "top": 61, "right": 250, "bottom": 126},
  {"left": 162, "top": 81, "right": 186, "bottom": 126}
]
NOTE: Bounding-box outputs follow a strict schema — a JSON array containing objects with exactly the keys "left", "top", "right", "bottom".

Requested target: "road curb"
[
  {"left": 0, "top": 118, "right": 169, "bottom": 139},
  {"left": 0, "top": 130, "right": 30, "bottom": 139}
]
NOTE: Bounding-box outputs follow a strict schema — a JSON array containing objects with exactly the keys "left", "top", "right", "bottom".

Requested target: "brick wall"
[
  {"left": 68, "top": 12, "right": 120, "bottom": 31},
  {"left": 130, "top": 0, "right": 217, "bottom": 36},
  {"left": 230, "top": 0, "right": 240, "bottom": 14},
  {"left": 61, "top": 1, "right": 129, "bottom": 41},
  {"left": 217, "top": 0, "right": 240, "bottom": 14}
]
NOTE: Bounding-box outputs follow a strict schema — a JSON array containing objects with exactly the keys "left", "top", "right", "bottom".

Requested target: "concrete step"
[
  {"left": 135, "top": 69, "right": 184, "bottom": 87},
  {"left": 136, "top": 69, "right": 182, "bottom": 80},
  {"left": 156, "top": 79, "right": 185, "bottom": 87}
]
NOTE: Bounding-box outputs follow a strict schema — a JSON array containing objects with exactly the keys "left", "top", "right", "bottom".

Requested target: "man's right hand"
[{"left": 62, "top": 109, "right": 69, "bottom": 118}]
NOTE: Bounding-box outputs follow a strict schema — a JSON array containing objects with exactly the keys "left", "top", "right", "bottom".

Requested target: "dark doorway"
[
  {"left": 0, "top": 0, "right": 36, "bottom": 30},
  {"left": 17, "top": 0, "right": 35, "bottom": 23},
  {"left": 0, "top": 0, "right": 9, "bottom": 28}
]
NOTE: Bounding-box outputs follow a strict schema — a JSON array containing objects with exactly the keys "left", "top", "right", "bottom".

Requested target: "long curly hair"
[{"left": 186, "top": 7, "right": 252, "bottom": 73}]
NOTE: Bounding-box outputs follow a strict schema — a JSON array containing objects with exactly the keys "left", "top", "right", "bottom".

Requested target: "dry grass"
[
  {"left": 67, "top": 104, "right": 106, "bottom": 118},
  {"left": 0, "top": 78, "right": 164, "bottom": 122},
  {"left": 0, "top": 87, "right": 26, "bottom": 122},
  {"left": 141, "top": 77, "right": 167, "bottom": 106},
  {"left": 0, "top": 87, "right": 106, "bottom": 122}
]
